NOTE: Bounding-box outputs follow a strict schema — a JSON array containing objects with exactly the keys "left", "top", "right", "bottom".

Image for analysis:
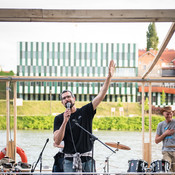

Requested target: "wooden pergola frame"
[{"left": 0, "top": 8, "right": 175, "bottom": 166}]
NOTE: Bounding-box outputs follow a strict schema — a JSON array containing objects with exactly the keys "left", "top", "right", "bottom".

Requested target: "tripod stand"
[{"left": 31, "top": 138, "right": 49, "bottom": 173}]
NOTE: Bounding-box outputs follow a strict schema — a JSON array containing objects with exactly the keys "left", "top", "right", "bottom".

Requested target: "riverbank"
[{"left": 0, "top": 100, "right": 141, "bottom": 116}]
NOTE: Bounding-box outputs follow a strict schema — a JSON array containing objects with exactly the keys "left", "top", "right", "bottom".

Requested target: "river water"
[{"left": 0, "top": 130, "right": 163, "bottom": 173}]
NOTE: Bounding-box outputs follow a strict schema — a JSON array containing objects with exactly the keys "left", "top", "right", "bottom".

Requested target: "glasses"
[{"left": 62, "top": 95, "right": 71, "bottom": 100}]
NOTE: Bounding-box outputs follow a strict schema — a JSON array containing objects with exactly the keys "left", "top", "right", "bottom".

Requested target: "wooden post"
[
  {"left": 7, "top": 140, "right": 15, "bottom": 160},
  {"left": 144, "top": 142, "right": 151, "bottom": 166},
  {"left": 13, "top": 81, "right": 17, "bottom": 162},
  {"left": 142, "top": 82, "right": 145, "bottom": 159},
  {"left": 143, "top": 83, "right": 152, "bottom": 166},
  {"left": 148, "top": 82, "right": 152, "bottom": 165},
  {"left": 6, "top": 81, "right": 10, "bottom": 156}
]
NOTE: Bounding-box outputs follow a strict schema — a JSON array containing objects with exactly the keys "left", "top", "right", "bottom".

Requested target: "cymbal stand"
[{"left": 104, "top": 142, "right": 120, "bottom": 173}]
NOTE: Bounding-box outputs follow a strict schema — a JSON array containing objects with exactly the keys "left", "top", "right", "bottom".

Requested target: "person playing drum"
[{"left": 155, "top": 106, "right": 175, "bottom": 172}]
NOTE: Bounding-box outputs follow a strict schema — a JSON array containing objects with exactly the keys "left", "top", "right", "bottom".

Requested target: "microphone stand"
[
  {"left": 31, "top": 138, "right": 49, "bottom": 173},
  {"left": 74, "top": 121, "right": 115, "bottom": 172}
]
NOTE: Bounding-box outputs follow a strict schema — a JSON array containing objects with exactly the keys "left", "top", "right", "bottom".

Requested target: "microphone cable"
[{"left": 68, "top": 119, "right": 77, "bottom": 153}]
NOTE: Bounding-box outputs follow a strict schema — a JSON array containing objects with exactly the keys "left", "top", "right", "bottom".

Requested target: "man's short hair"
[
  {"left": 60, "top": 90, "right": 74, "bottom": 100},
  {"left": 161, "top": 106, "right": 174, "bottom": 114}
]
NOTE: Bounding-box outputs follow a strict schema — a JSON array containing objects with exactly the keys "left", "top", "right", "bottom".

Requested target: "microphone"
[
  {"left": 66, "top": 102, "right": 71, "bottom": 109},
  {"left": 46, "top": 138, "right": 49, "bottom": 143}
]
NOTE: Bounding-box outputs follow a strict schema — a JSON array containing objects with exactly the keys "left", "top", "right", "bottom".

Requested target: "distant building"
[
  {"left": 138, "top": 48, "right": 175, "bottom": 106},
  {"left": 17, "top": 42, "right": 138, "bottom": 102}
]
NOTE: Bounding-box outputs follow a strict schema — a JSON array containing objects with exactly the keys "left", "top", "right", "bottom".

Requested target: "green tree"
[
  {"left": 146, "top": 22, "right": 159, "bottom": 51},
  {"left": 0, "top": 70, "right": 14, "bottom": 76},
  {"left": 117, "top": 97, "right": 123, "bottom": 107},
  {"left": 161, "top": 90, "right": 166, "bottom": 106},
  {"left": 144, "top": 97, "right": 149, "bottom": 113}
]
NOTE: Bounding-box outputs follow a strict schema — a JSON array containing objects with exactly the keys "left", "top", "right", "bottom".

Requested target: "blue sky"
[{"left": 0, "top": 0, "right": 175, "bottom": 72}]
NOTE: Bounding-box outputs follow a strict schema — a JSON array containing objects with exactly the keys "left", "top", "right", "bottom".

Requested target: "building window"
[
  {"left": 84, "top": 95, "right": 87, "bottom": 101},
  {"left": 116, "top": 68, "right": 135, "bottom": 77},
  {"left": 20, "top": 82, "right": 23, "bottom": 86}
]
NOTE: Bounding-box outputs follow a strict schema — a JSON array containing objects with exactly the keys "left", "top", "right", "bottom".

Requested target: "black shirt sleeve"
[{"left": 53, "top": 113, "right": 64, "bottom": 132}]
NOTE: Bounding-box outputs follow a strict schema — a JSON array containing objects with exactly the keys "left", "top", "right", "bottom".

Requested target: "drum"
[
  {"left": 127, "top": 159, "right": 148, "bottom": 172},
  {"left": 150, "top": 159, "right": 170, "bottom": 172}
]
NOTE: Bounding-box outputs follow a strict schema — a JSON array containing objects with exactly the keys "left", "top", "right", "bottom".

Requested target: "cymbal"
[
  {"left": 105, "top": 142, "right": 131, "bottom": 150},
  {"left": 165, "top": 145, "right": 175, "bottom": 148}
]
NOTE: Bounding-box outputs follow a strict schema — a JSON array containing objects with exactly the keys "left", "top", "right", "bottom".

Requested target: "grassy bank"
[
  {"left": 0, "top": 100, "right": 165, "bottom": 131},
  {"left": 0, "top": 100, "right": 141, "bottom": 117},
  {"left": 0, "top": 115, "right": 165, "bottom": 131}
]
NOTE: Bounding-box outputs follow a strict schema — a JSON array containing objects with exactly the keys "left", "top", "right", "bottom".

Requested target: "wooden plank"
[
  {"left": 142, "top": 82, "right": 145, "bottom": 159},
  {"left": 0, "top": 9, "right": 175, "bottom": 22},
  {"left": 144, "top": 143, "right": 151, "bottom": 167},
  {"left": 13, "top": 82, "right": 17, "bottom": 162},
  {"left": 0, "top": 9, "right": 43, "bottom": 18},
  {"left": 0, "top": 76, "right": 175, "bottom": 82},
  {"left": 6, "top": 81, "right": 10, "bottom": 156},
  {"left": 7, "top": 141, "right": 15, "bottom": 160},
  {"left": 149, "top": 83, "right": 152, "bottom": 162}
]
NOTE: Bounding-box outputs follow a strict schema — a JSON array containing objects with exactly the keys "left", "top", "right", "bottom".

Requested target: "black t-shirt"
[{"left": 54, "top": 102, "right": 96, "bottom": 154}]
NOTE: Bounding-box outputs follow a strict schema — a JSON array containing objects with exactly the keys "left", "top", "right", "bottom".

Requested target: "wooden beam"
[
  {"left": 6, "top": 81, "right": 10, "bottom": 157},
  {"left": 0, "top": 76, "right": 175, "bottom": 82},
  {"left": 149, "top": 82, "right": 152, "bottom": 162},
  {"left": 142, "top": 22, "right": 175, "bottom": 79},
  {"left": 13, "top": 82, "right": 17, "bottom": 162},
  {"left": 142, "top": 82, "right": 145, "bottom": 159},
  {"left": 0, "top": 9, "right": 175, "bottom": 22}
]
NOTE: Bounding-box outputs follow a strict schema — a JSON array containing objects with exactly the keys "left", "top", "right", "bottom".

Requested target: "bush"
[
  {"left": 0, "top": 115, "right": 167, "bottom": 131},
  {"left": 152, "top": 106, "right": 162, "bottom": 115}
]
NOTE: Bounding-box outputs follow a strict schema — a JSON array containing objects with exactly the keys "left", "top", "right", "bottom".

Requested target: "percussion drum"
[
  {"left": 127, "top": 159, "right": 148, "bottom": 172},
  {"left": 150, "top": 159, "right": 170, "bottom": 172}
]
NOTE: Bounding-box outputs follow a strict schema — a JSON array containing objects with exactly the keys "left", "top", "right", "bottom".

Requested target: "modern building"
[{"left": 17, "top": 42, "right": 138, "bottom": 102}]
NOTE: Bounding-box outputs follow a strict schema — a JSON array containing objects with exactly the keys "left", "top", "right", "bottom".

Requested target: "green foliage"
[
  {"left": 144, "top": 97, "right": 149, "bottom": 113},
  {"left": 93, "top": 115, "right": 164, "bottom": 131},
  {"left": 0, "top": 116, "right": 55, "bottom": 130},
  {"left": 146, "top": 22, "right": 159, "bottom": 51},
  {"left": 0, "top": 116, "right": 6, "bottom": 129},
  {"left": 0, "top": 71, "right": 14, "bottom": 76},
  {"left": 0, "top": 82, "right": 6, "bottom": 99},
  {"left": 0, "top": 71, "right": 14, "bottom": 99},
  {"left": 161, "top": 90, "right": 166, "bottom": 106},
  {"left": 117, "top": 97, "right": 123, "bottom": 107},
  {"left": 0, "top": 115, "right": 165, "bottom": 131}
]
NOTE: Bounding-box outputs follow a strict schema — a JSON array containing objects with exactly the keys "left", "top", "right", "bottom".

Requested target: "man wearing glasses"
[{"left": 53, "top": 60, "right": 115, "bottom": 172}]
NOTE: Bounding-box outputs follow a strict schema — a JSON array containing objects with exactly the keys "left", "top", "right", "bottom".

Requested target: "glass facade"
[{"left": 17, "top": 41, "right": 138, "bottom": 102}]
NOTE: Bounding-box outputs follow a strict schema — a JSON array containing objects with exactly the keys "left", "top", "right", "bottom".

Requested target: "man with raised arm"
[{"left": 53, "top": 60, "right": 115, "bottom": 172}]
